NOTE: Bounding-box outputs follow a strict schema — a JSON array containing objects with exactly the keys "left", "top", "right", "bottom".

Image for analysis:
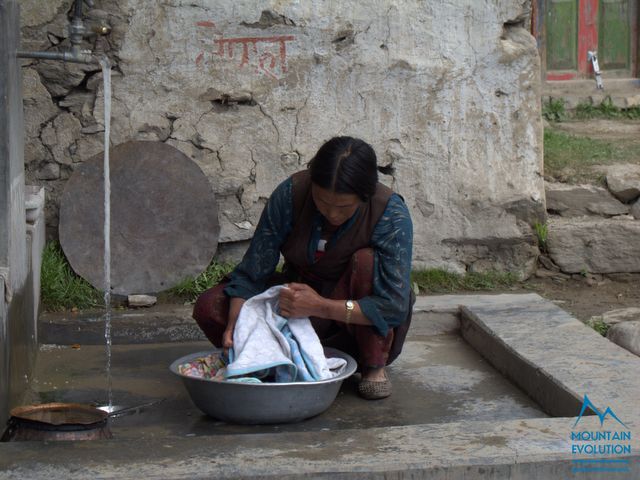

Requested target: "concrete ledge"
[
  {"left": 461, "top": 304, "right": 583, "bottom": 417},
  {"left": 39, "top": 306, "right": 207, "bottom": 345},
  {"left": 461, "top": 295, "right": 640, "bottom": 419},
  {"left": 0, "top": 416, "right": 637, "bottom": 479},
  {"left": 414, "top": 293, "right": 541, "bottom": 314}
]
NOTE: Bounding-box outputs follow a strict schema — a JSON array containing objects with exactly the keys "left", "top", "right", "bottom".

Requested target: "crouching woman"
[{"left": 193, "top": 136, "right": 414, "bottom": 399}]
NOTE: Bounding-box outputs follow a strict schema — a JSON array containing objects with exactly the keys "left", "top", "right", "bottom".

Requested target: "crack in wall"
[
  {"left": 257, "top": 103, "right": 280, "bottom": 145},
  {"left": 215, "top": 149, "right": 225, "bottom": 171},
  {"left": 293, "top": 94, "right": 310, "bottom": 145}
]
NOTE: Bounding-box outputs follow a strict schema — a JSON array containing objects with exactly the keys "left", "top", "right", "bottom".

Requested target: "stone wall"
[{"left": 20, "top": 0, "right": 544, "bottom": 278}]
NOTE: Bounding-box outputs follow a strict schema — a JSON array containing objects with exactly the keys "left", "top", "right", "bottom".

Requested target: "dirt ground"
[{"left": 514, "top": 275, "right": 640, "bottom": 324}]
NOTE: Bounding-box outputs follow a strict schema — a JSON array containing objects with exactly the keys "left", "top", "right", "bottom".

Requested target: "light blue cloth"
[{"left": 226, "top": 286, "right": 346, "bottom": 383}]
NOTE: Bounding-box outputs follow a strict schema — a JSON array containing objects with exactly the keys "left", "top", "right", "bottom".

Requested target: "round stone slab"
[{"left": 59, "top": 141, "right": 220, "bottom": 295}]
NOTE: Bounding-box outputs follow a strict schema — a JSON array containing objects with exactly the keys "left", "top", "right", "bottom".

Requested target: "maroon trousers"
[{"left": 192, "top": 248, "right": 411, "bottom": 369}]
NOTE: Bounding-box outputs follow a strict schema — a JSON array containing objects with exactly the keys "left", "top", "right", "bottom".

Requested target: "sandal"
[{"left": 358, "top": 370, "right": 392, "bottom": 400}]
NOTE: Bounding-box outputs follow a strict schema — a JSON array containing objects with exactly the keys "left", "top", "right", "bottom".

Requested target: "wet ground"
[
  {"left": 22, "top": 326, "right": 546, "bottom": 440},
  {"left": 4, "top": 294, "right": 639, "bottom": 479}
]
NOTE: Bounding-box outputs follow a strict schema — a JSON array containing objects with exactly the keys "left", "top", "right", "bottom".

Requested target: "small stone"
[
  {"left": 128, "top": 295, "right": 157, "bottom": 307},
  {"left": 81, "top": 124, "right": 105, "bottom": 134},
  {"left": 534, "top": 269, "right": 568, "bottom": 281},
  {"left": 234, "top": 221, "right": 253, "bottom": 230},
  {"left": 607, "top": 321, "right": 640, "bottom": 357},
  {"left": 538, "top": 255, "right": 559, "bottom": 271},
  {"left": 585, "top": 277, "right": 598, "bottom": 287}
]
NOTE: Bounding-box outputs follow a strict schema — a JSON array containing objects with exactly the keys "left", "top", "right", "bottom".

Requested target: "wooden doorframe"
[{"left": 533, "top": 0, "right": 639, "bottom": 79}]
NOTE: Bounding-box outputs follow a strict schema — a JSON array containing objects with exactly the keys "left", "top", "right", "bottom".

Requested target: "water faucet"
[{"left": 17, "top": 0, "right": 109, "bottom": 64}]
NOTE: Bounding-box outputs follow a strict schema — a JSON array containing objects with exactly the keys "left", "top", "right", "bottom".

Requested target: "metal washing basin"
[{"left": 170, "top": 347, "right": 357, "bottom": 424}]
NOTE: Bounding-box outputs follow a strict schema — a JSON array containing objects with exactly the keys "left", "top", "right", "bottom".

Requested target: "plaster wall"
[
  {"left": 1, "top": 0, "right": 32, "bottom": 426},
  {"left": 20, "top": 0, "right": 544, "bottom": 278}
]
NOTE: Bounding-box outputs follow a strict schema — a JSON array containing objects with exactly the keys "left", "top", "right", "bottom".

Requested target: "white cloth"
[{"left": 226, "top": 285, "right": 347, "bottom": 382}]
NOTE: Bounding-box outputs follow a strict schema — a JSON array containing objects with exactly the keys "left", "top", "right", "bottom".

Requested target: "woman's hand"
[
  {"left": 279, "top": 283, "right": 326, "bottom": 318},
  {"left": 223, "top": 297, "right": 245, "bottom": 355}
]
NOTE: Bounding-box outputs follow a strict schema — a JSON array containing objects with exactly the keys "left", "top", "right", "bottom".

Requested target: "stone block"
[
  {"left": 41, "top": 112, "right": 82, "bottom": 165},
  {"left": 607, "top": 321, "right": 640, "bottom": 357},
  {"left": 19, "top": 0, "right": 66, "bottom": 28},
  {"left": 605, "top": 164, "right": 640, "bottom": 203},
  {"left": 35, "top": 162, "right": 59, "bottom": 180},
  {"left": 624, "top": 94, "right": 640, "bottom": 108},
  {"left": 21, "top": 68, "right": 58, "bottom": 139},
  {"left": 545, "top": 181, "right": 628, "bottom": 217},
  {"left": 548, "top": 217, "right": 640, "bottom": 273},
  {"left": 599, "top": 307, "right": 640, "bottom": 326}
]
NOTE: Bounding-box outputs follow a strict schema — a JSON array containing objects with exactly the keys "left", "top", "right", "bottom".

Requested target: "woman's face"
[{"left": 311, "top": 184, "right": 361, "bottom": 227}]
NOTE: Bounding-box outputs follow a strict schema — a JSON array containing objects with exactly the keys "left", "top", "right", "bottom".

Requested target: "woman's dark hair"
[{"left": 308, "top": 136, "right": 378, "bottom": 201}]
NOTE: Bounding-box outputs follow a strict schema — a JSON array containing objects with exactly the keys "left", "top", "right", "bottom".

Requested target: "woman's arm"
[
  {"left": 223, "top": 178, "right": 293, "bottom": 299},
  {"left": 222, "top": 178, "right": 294, "bottom": 349},
  {"left": 279, "top": 283, "right": 371, "bottom": 325},
  {"left": 357, "top": 194, "right": 413, "bottom": 336}
]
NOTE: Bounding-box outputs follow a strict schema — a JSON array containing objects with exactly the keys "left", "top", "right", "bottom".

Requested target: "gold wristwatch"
[{"left": 345, "top": 300, "right": 355, "bottom": 324}]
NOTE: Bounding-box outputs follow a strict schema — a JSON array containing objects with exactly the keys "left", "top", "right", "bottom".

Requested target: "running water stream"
[{"left": 99, "top": 56, "right": 113, "bottom": 410}]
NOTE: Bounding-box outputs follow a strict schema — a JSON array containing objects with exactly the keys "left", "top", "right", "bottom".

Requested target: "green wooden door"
[
  {"left": 546, "top": 0, "right": 578, "bottom": 70},
  {"left": 599, "top": 0, "right": 631, "bottom": 70}
]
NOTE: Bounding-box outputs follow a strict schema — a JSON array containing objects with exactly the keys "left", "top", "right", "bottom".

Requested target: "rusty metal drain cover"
[{"left": 59, "top": 140, "right": 219, "bottom": 295}]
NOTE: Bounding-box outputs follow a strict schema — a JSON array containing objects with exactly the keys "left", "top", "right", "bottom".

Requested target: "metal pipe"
[{"left": 16, "top": 49, "right": 97, "bottom": 64}]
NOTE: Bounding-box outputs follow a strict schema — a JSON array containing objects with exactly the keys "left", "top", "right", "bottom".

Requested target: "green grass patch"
[
  {"left": 542, "top": 98, "right": 567, "bottom": 122},
  {"left": 543, "top": 130, "right": 640, "bottom": 181},
  {"left": 411, "top": 269, "right": 517, "bottom": 294},
  {"left": 588, "top": 317, "right": 610, "bottom": 337},
  {"left": 533, "top": 222, "right": 548, "bottom": 253},
  {"left": 544, "top": 96, "right": 640, "bottom": 122},
  {"left": 42, "top": 240, "right": 236, "bottom": 309},
  {"left": 166, "top": 261, "right": 235, "bottom": 302},
  {"left": 575, "top": 97, "right": 640, "bottom": 120},
  {"left": 41, "top": 242, "right": 102, "bottom": 312}
]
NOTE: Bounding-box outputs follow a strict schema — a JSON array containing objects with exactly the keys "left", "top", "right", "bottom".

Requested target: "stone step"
[
  {"left": 545, "top": 181, "right": 628, "bottom": 217},
  {"left": 547, "top": 216, "right": 640, "bottom": 273}
]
